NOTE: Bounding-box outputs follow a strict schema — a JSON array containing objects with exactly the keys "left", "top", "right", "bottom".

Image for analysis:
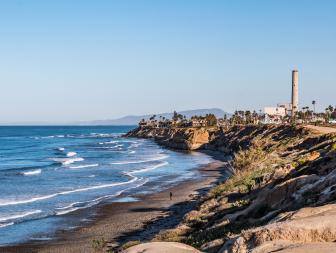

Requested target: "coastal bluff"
[
  {"left": 124, "top": 125, "right": 336, "bottom": 253},
  {"left": 125, "top": 126, "right": 211, "bottom": 150}
]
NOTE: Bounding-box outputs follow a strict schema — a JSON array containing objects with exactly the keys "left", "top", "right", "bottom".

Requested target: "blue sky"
[{"left": 0, "top": 0, "right": 335, "bottom": 123}]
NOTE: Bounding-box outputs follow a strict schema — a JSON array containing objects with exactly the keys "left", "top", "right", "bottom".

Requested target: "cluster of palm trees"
[
  {"left": 296, "top": 102, "right": 336, "bottom": 123},
  {"left": 140, "top": 103, "right": 336, "bottom": 128},
  {"left": 228, "top": 101, "right": 336, "bottom": 126},
  {"left": 230, "top": 110, "right": 259, "bottom": 125}
]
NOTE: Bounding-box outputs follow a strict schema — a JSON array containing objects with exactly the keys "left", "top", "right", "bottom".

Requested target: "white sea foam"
[
  {"left": 22, "top": 169, "right": 42, "bottom": 176},
  {"left": 57, "top": 147, "right": 65, "bottom": 151},
  {"left": 99, "top": 140, "right": 119, "bottom": 145},
  {"left": 0, "top": 210, "right": 42, "bottom": 222},
  {"left": 55, "top": 178, "right": 148, "bottom": 216},
  {"left": 69, "top": 164, "right": 99, "bottom": 169},
  {"left": 29, "top": 236, "right": 53, "bottom": 241},
  {"left": 66, "top": 152, "right": 77, "bottom": 157},
  {"left": 129, "top": 143, "right": 141, "bottom": 148},
  {"left": 35, "top": 135, "right": 64, "bottom": 139},
  {"left": 56, "top": 208, "right": 81, "bottom": 216},
  {"left": 55, "top": 192, "right": 123, "bottom": 215},
  {"left": 88, "top": 133, "right": 118, "bottom": 138},
  {"left": 0, "top": 222, "right": 14, "bottom": 228},
  {"left": 129, "top": 161, "right": 169, "bottom": 174},
  {"left": 0, "top": 176, "right": 138, "bottom": 207},
  {"left": 51, "top": 157, "right": 84, "bottom": 166},
  {"left": 111, "top": 155, "right": 169, "bottom": 165}
]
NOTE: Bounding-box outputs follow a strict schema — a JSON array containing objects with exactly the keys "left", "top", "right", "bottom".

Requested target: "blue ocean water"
[{"left": 0, "top": 126, "right": 212, "bottom": 245}]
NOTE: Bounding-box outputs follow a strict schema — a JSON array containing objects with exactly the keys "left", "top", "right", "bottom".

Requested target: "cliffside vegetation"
[{"left": 126, "top": 125, "right": 336, "bottom": 252}]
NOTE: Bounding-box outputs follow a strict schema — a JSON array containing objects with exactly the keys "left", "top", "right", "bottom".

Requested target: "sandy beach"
[{"left": 1, "top": 154, "right": 230, "bottom": 253}]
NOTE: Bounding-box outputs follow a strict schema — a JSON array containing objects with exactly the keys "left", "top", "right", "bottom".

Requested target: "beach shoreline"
[{"left": 0, "top": 152, "right": 230, "bottom": 253}]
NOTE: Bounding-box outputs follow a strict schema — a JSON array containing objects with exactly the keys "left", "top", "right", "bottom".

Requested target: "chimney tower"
[{"left": 291, "top": 70, "right": 299, "bottom": 116}]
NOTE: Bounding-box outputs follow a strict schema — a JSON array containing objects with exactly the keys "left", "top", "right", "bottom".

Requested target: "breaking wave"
[
  {"left": 66, "top": 152, "right": 77, "bottom": 157},
  {"left": 129, "top": 161, "right": 169, "bottom": 174},
  {"left": 69, "top": 164, "right": 99, "bottom": 169},
  {"left": 111, "top": 155, "right": 169, "bottom": 165},
  {"left": 0, "top": 177, "right": 138, "bottom": 207},
  {"left": 0, "top": 210, "right": 42, "bottom": 223},
  {"left": 51, "top": 157, "right": 84, "bottom": 166},
  {"left": 0, "top": 222, "right": 14, "bottom": 228},
  {"left": 55, "top": 178, "right": 148, "bottom": 216},
  {"left": 21, "top": 169, "right": 42, "bottom": 176}
]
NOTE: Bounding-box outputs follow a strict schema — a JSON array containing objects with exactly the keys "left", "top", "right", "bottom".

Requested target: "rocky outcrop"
[
  {"left": 219, "top": 204, "right": 336, "bottom": 253},
  {"left": 125, "top": 125, "right": 336, "bottom": 253},
  {"left": 125, "top": 127, "right": 211, "bottom": 150}
]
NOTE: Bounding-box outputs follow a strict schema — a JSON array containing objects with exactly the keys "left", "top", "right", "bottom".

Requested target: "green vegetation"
[
  {"left": 210, "top": 145, "right": 271, "bottom": 197},
  {"left": 331, "top": 142, "right": 336, "bottom": 151},
  {"left": 92, "top": 237, "right": 107, "bottom": 252},
  {"left": 210, "top": 163, "right": 273, "bottom": 197},
  {"left": 233, "top": 147, "right": 266, "bottom": 171},
  {"left": 121, "top": 240, "right": 141, "bottom": 250},
  {"left": 205, "top": 113, "right": 217, "bottom": 126},
  {"left": 129, "top": 125, "right": 336, "bottom": 251},
  {"left": 172, "top": 111, "right": 184, "bottom": 121},
  {"left": 231, "top": 199, "right": 250, "bottom": 208}
]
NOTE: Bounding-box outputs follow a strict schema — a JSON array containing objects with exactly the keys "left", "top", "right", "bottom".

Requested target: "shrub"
[
  {"left": 233, "top": 147, "right": 266, "bottom": 172},
  {"left": 121, "top": 240, "right": 141, "bottom": 250},
  {"left": 231, "top": 199, "right": 250, "bottom": 208},
  {"left": 92, "top": 237, "right": 107, "bottom": 252},
  {"left": 331, "top": 143, "right": 336, "bottom": 151}
]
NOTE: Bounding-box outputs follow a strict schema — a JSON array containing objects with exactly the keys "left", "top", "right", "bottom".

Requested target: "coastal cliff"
[
  {"left": 125, "top": 125, "right": 336, "bottom": 252},
  {"left": 125, "top": 126, "right": 212, "bottom": 150}
]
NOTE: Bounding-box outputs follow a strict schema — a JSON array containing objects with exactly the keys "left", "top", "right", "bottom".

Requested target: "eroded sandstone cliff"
[{"left": 125, "top": 125, "right": 336, "bottom": 253}]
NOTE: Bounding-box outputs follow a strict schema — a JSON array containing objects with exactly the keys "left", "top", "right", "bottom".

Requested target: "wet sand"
[{"left": 1, "top": 156, "right": 230, "bottom": 253}]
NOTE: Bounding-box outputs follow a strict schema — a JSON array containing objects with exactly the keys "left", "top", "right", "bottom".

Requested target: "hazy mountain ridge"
[{"left": 80, "top": 108, "right": 230, "bottom": 126}]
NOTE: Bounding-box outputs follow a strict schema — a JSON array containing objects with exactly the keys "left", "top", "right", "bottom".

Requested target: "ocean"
[{"left": 0, "top": 126, "right": 212, "bottom": 245}]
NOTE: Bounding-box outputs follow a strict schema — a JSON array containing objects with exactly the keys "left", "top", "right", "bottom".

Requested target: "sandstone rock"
[
  {"left": 218, "top": 204, "right": 336, "bottom": 253},
  {"left": 122, "top": 242, "right": 202, "bottom": 253},
  {"left": 200, "top": 238, "right": 225, "bottom": 253}
]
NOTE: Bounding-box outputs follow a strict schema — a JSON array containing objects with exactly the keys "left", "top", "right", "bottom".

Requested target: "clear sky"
[{"left": 0, "top": 0, "right": 335, "bottom": 123}]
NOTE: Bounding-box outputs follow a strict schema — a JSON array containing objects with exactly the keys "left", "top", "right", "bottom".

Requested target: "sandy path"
[{"left": 305, "top": 125, "right": 336, "bottom": 134}]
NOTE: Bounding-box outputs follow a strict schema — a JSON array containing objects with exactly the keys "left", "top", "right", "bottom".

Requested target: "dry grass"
[{"left": 121, "top": 240, "right": 141, "bottom": 250}]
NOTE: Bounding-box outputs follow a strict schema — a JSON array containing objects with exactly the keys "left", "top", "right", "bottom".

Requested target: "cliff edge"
[{"left": 125, "top": 125, "right": 336, "bottom": 252}]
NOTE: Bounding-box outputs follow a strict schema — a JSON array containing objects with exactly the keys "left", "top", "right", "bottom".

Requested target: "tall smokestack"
[{"left": 291, "top": 70, "right": 299, "bottom": 116}]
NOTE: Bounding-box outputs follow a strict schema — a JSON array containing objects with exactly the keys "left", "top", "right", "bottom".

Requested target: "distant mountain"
[{"left": 80, "top": 108, "right": 230, "bottom": 126}]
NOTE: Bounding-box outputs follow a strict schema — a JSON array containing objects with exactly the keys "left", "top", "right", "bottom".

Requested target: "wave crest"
[
  {"left": 129, "top": 161, "right": 169, "bottom": 174},
  {"left": 0, "top": 210, "right": 42, "bottom": 223},
  {"left": 0, "top": 176, "right": 138, "bottom": 207},
  {"left": 51, "top": 157, "right": 84, "bottom": 166},
  {"left": 66, "top": 152, "right": 77, "bottom": 157},
  {"left": 21, "top": 169, "right": 42, "bottom": 176},
  {"left": 111, "top": 155, "right": 169, "bottom": 165},
  {"left": 69, "top": 164, "right": 99, "bottom": 169}
]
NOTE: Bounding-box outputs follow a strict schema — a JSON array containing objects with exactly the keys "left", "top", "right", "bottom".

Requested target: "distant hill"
[{"left": 79, "top": 108, "right": 230, "bottom": 126}]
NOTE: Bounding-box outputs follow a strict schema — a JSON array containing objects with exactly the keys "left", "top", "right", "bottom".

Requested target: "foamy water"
[{"left": 0, "top": 126, "right": 212, "bottom": 245}]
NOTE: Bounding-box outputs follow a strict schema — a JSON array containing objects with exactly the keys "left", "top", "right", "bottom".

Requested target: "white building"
[{"left": 264, "top": 107, "right": 287, "bottom": 117}]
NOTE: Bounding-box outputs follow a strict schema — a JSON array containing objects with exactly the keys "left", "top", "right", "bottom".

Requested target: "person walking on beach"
[{"left": 169, "top": 192, "right": 173, "bottom": 200}]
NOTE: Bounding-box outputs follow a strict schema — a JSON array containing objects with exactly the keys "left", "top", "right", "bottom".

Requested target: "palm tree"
[
  {"left": 324, "top": 106, "right": 334, "bottom": 123},
  {"left": 302, "top": 106, "right": 310, "bottom": 122},
  {"left": 328, "top": 105, "right": 334, "bottom": 113}
]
